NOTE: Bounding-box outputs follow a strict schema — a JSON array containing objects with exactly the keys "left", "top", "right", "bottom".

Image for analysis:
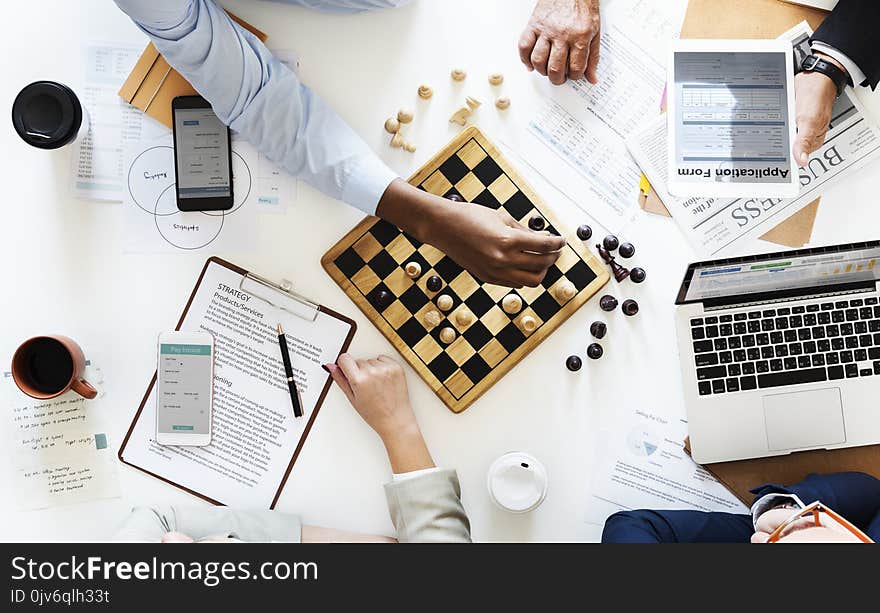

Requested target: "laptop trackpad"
[{"left": 763, "top": 388, "right": 845, "bottom": 451}]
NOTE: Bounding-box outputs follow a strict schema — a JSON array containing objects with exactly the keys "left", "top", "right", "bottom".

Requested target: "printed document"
[
  {"left": 120, "top": 261, "right": 351, "bottom": 508},
  {"left": 627, "top": 22, "right": 880, "bottom": 256},
  {"left": 514, "top": 0, "right": 678, "bottom": 231},
  {"left": 588, "top": 408, "right": 746, "bottom": 524},
  {"left": 668, "top": 41, "right": 798, "bottom": 197}
]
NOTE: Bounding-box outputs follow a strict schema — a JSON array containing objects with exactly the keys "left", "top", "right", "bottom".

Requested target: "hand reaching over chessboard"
[
  {"left": 323, "top": 127, "right": 610, "bottom": 413},
  {"left": 376, "top": 179, "right": 565, "bottom": 288}
]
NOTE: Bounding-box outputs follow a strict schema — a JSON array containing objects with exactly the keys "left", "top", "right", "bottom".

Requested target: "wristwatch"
[{"left": 800, "top": 54, "right": 850, "bottom": 98}]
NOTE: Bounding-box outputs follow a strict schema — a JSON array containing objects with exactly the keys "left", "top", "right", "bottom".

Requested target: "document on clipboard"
[{"left": 118, "top": 257, "right": 356, "bottom": 508}]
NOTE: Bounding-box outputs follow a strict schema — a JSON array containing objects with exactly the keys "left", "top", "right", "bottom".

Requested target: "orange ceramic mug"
[{"left": 11, "top": 335, "right": 98, "bottom": 400}]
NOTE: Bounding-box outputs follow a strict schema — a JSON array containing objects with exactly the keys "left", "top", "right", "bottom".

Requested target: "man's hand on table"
[
  {"left": 377, "top": 179, "right": 565, "bottom": 288},
  {"left": 519, "top": 0, "right": 601, "bottom": 85},
  {"left": 793, "top": 53, "right": 846, "bottom": 166}
]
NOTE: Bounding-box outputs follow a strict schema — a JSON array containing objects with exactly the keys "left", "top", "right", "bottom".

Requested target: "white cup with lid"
[{"left": 487, "top": 452, "right": 548, "bottom": 513}]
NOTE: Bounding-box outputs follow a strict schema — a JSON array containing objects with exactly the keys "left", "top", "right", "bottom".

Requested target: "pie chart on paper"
[{"left": 627, "top": 427, "right": 659, "bottom": 457}]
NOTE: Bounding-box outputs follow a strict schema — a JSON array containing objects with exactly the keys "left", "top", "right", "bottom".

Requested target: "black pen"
[{"left": 277, "top": 324, "right": 303, "bottom": 418}]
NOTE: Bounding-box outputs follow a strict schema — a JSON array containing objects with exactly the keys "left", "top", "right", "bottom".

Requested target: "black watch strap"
[{"left": 800, "top": 54, "right": 849, "bottom": 97}]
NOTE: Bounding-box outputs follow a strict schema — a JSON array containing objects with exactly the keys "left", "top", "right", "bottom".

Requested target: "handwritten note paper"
[{"left": 4, "top": 384, "right": 120, "bottom": 510}]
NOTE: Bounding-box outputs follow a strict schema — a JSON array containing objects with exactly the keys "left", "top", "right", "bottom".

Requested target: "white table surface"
[{"left": 2, "top": 0, "right": 879, "bottom": 542}]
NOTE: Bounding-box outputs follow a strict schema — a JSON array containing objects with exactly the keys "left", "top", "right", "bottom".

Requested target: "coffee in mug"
[
  {"left": 11, "top": 335, "right": 97, "bottom": 400},
  {"left": 12, "top": 81, "right": 90, "bottom": 150}
]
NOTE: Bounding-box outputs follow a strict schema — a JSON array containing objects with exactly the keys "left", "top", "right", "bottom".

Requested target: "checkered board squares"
[{"left": 322, "top": 126, "right": 609, "bottom": 413}]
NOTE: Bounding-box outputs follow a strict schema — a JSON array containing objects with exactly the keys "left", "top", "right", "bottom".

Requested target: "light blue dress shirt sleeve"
[{"left": 113, "top": 0, "right": 403, "bottom": 214}]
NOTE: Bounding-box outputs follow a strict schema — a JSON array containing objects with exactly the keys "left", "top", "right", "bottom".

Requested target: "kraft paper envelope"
[{"left": 118, "top": 13, "right": 267, "bottom": 129}]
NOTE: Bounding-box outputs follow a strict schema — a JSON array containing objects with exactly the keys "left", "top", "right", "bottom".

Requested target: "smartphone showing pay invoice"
[
  {"left": 156, "top": 331, "right": 214, "bottom": 446},
  {"left": 667, "top": 39, "right": 799, "bottom": 199},
  {"left": 171, "top": 95, "right": 234, "bottom": 212}
]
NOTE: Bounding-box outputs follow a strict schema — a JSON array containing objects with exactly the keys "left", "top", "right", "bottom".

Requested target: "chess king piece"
[{"left": 596, "top": 244, "right": 630, "bottom": 282}]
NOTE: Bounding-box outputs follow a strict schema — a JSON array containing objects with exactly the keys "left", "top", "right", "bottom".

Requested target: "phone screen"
[
  {"left": 157, "top": 342, "right": 213, "bottom": 435},
  {"left": 173, "top": 107, "right": 231, "bottom": 200}
]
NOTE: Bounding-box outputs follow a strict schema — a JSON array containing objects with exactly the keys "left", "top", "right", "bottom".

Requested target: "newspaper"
[{"left": 626, "top": 22, "right": 880, "bottom": 257}]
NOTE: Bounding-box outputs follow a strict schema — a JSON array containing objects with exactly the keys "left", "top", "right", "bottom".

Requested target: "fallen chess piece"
[
  {"left": 403, "top": 141, "right": 417, "bottom": 153},
  {"left": 384, "top": 117, "right": 400, "bottom": 134},
  {"left": 596, "top": 244, "right": 630, "bottom": 282},
  {"left": 390, "top": 131, "right": 405, "bottom": 148},
  {"left": 449, "top": 96, "right": 481, "bottom": 126}
]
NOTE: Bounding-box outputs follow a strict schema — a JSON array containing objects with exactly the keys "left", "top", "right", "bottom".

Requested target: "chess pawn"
[
  {"left": 596, "top": 244, "right": 630, "bottom": 282},
  {"left": 520, "top": 315, "right": 537, "bottom": 333}
]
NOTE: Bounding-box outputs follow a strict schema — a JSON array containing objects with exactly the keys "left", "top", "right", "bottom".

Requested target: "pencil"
[{"left": 277, "top": 324, "right": 303, "bottom": 418}]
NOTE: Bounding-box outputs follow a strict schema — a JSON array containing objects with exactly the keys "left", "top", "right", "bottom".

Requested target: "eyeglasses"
[{"left": 766, "top": 501, "right": 874, "bottom": 543}]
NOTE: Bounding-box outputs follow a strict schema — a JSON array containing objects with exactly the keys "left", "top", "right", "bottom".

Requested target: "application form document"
[
  {"left": 629, "top": 22, "right": 880, "bottom": 257},
  {"left": 668, "top": 40, "right": 798, "bottom": 197}
]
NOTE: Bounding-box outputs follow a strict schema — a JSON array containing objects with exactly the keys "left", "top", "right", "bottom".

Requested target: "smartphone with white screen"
[
  {"left": 156, "top": 330, "right": 214, "bottom": 446},
  {"left": 171, "top": 95, "right": 234, "bottom": 211}
]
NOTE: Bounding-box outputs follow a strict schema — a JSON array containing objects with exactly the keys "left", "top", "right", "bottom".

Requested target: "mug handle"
[{"left": 71, "top": 378, "right": 98, "bottom": 400}]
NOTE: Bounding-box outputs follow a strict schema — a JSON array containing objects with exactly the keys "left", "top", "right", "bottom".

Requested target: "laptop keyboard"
[{"left": 691, "top": 297, "right": 880, "bottom": 396}]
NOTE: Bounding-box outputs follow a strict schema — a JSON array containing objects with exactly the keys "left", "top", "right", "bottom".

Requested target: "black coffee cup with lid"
[{"left": 12, "top": 81, "right": 88, "bottom": 150}]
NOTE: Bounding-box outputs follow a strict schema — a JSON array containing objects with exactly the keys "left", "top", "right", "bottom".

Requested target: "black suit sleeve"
[{"left": 810, "top": 0, "right": 880, "bottom": 89}]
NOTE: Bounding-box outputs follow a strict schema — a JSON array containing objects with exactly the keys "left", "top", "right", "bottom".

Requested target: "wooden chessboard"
[{"left": 322, "top": 126, "right": 609, "bottom": 413}]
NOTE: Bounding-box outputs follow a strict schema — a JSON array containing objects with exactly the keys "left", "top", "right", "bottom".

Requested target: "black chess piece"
[
  {"left": 618, "top": 242, "right": 635, "bottom": 258},
  {"left": 587, "top": 343, "right": 604, "bottom": 360},
  {"left": 599, "top": 295, "right": 618, "bottom": 312},
  {"left": 596, "top": 244, "right": 630, "bottom": 282},
  {"left": 629, "top": 267, "right": 646, "bottom": 284},
  {"left": 566, "top": 355, "right": 582, "bottom": 371},
  {"left": 426, "top": 275, "right": 443, "bottom": 292},
  {"left": 622, "top": 299, "right": 639, "bottom": 316},
  {"left": 528, "top": 215, "right": 546, "bottom": 231},
  {"left": 576, "top": 224, "right": 592, "bottom": 241},
  {"left": 602, "top": 235, "right": 619, "bottom": 251},
  {"left": 446, "top": 193, "right": 464, "bottom": 202},
  {"left": 590, "top": 321, "right": 607, "bottom": 339},
  {"left": 372, "top": 289, "right": 393, "bottom": 310}
]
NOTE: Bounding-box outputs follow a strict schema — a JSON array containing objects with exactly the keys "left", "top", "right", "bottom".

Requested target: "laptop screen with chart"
[{"left": 677, "top": 242, "right": 880, "bottom": 304}]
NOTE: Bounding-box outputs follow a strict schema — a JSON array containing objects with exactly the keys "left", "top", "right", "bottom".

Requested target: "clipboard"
[{"left": 118, "top": 257, "right": 356, "bottom": 508}]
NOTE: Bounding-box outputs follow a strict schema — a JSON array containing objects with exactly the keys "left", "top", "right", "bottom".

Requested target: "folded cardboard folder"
[
  {"left": 674, "top": 0, "right": 830, "bottom": 248},
  {"left": 684, "top": 437, "right": 880, "bottom": 506},
  {"left": 118, "top": 13, "right": 267, "bottom": 128}
]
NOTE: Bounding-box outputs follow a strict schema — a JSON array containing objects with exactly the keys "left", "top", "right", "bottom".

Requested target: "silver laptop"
[{"left": 674, "top": 241, "right": 880, "bottom": 464}]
